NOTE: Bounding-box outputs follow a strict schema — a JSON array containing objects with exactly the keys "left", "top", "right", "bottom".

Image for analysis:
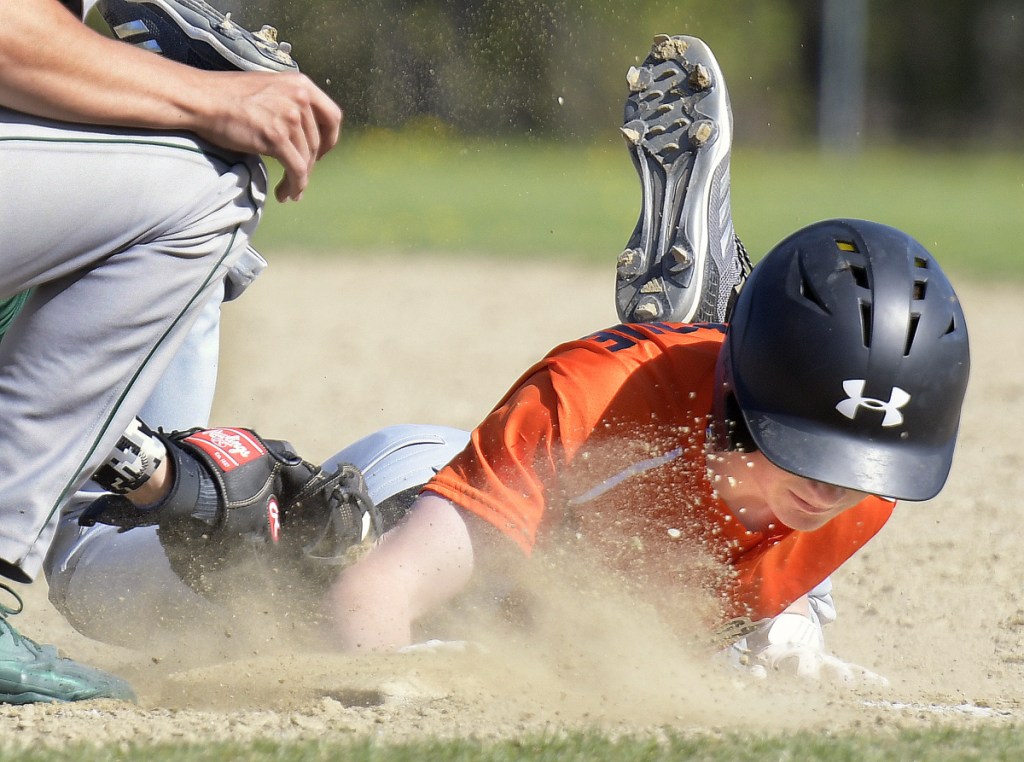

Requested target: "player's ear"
[
  {"left": 710, "top": 390, "right": 757, "bottom": 453},
  {"left": 710, "top": 345, "right": 757, "bottom": 453}
]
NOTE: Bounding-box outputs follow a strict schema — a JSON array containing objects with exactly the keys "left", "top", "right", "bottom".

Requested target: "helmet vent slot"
[
  {"left": 849, "top": 263, "right": 870, "bottom": 290},
  {"left": 860, "top": 301, "right": 873, "bottom": 347},
  {"left": 905, "top": 314, "right": 920, "bottom": 355},
  {"left": 913, "top": 279, "right": 927, "bottom": 300},
  {"left": 797, "top": 257, "right": 830, "bottom": 313},
  {"left": 800, "top": 278, "right": 830, "bottom": 312}
]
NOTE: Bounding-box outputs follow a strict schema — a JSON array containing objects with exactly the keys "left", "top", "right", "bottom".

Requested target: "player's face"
[
  {"left": 711, "top": 450, "right": 869, "bottom": 532},
  {"left": 760, "top": 455, "right": 869, "bottom": 531}
]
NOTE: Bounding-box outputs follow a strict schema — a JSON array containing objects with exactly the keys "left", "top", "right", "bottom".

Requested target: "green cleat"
[{"left": 0, "top": 584, "right": 136, "bottom": 704}]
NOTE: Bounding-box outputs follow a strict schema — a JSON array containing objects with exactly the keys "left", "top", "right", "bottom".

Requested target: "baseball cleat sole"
[
  {"left": 615, "top": 34, "right": 742, "bottom": 324},
  {"left": 97, "top": 0, "right": 299, "bottom": 73}
]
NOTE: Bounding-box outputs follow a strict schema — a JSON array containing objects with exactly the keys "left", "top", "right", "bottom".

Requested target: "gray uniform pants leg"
[{"left": 0, "top": 110, "right": 267, "bottom": 580}]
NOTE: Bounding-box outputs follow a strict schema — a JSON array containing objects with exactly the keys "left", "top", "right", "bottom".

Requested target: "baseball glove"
[
  {"left": 96, "top": 0, "right": 299, "bottom": 73},
  {"left": 80, "top": 427, "right": 382, "bottom": 594}
]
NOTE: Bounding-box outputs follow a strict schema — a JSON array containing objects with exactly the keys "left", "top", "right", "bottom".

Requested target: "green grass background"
[
  {"left": 254, "top": 131, "right": 1024, "bottom": 283},
  {"left": 37, "top": 137, "right": 1018, "bottom": 760},
  {"left": 10, "top": 725, "right": 1024, "bottom": 761}
]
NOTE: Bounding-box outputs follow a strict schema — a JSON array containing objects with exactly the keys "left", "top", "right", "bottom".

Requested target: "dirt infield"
[{"left": 6, "top": 254, "right": 1023, "bottom": 747}]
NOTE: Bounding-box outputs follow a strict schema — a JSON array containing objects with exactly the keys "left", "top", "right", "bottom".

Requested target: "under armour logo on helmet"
[{"left": 835, "top": 380, "right": 911, "bottom": 427}]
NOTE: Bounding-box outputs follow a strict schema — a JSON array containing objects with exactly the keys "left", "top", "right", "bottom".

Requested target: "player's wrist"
[
  {"left": 157, "top": 66, "right": 238, "bottom": 136},
  {"left": 124, "top": 458, "right": 173, "bottom": 505}
]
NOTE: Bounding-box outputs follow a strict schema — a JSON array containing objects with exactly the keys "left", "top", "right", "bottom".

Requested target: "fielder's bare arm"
[{"left": 0, "top": 0, "right": 341, "bottom": 201}]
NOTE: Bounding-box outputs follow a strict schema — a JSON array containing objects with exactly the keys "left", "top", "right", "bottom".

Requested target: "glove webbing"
[{"left": 291, "top": 463, "right": 383, "bottom": 565}]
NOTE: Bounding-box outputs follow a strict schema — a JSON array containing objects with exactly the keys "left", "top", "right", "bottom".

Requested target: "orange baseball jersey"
[{"left": 427, "top": 322, "right": 895, "bottom": 621}]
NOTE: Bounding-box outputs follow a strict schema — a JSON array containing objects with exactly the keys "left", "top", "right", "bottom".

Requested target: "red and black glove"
[{"left": 80, "top": 427, "right": 381, "bottom": 593}]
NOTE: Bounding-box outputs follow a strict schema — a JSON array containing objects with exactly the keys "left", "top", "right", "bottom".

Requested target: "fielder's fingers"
[
  {"left": 312, "top": 93, "right": 343, "bottom": 159},
  {"left": 274, "top": 177, "right": 293, "bottom": 203},
  {"left": 277, "top": 105, "right": 337, "bottom": 202},
  {"left": 274, "top": 142, "right": 309, "bottom": 202},
  {"left": 280, "top": 109, "right": 319, "bottom": 201},
  {"left": 283, "top": 79, "right": 340, "bottom": 160},
  {"left": 275, "top": 170, "right": 306, "bottom": 202},
  {"left": 299, "top": 105, "right": 321, "bottom": 174}
]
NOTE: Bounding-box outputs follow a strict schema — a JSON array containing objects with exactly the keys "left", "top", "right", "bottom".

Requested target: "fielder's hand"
[{"left": 96, "top": 0, "right": 343, "bottom": 202}]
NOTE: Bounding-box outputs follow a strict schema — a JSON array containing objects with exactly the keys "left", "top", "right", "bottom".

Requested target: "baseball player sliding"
[
  {"left": 0, "top": 0, "right": 341, "bottom": 703},
  {"left": 47, "top": 34, "right": 970, "bottom": 694}
]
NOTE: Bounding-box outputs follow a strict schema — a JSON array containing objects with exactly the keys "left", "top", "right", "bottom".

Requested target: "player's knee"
[{"left": 157, "top": 153, "right": 268, "bottom": 262}]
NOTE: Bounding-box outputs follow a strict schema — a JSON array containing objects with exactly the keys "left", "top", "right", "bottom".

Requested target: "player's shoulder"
[
  {"left": 534, "top": 321, "right": 726, "bottom": 389},
  {"left": 578, "top": 321, "right": 727, "bottom": 356}
]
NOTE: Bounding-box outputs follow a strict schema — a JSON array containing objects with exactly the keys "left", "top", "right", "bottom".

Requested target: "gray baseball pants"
[{"left": 0, "top": 108, "right": 266, "bottom": 581}]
